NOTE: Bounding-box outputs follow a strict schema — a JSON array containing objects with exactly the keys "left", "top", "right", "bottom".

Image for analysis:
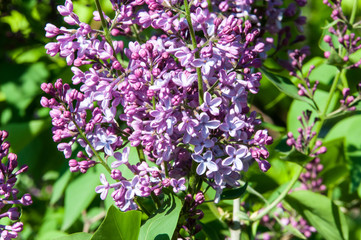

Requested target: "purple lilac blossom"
[{"left": 42, "top": 0, "right": 275, "bottom": 217}]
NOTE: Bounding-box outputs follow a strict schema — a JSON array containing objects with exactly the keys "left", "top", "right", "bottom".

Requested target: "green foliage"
[
  {"left": 260, "top": 68, "right": 313, "bottom": 106},
  {"left": 138, "top": 191, "right": 182, "bottom": 240},
  {"left": 91, "top": 206, "right": 141, "bottom": 240},
  {"left": 62, "top": 168, "right": 100, "bottom": 230},
  {"left": 220, "top": 182, "right": 248, "bottom": 200},
  {"left": 286, "top": 190, "right": 349, "bottom": 240}
]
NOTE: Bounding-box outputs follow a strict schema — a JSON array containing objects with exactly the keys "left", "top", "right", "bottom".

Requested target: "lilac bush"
[{"left": 38, "top": 0, "right": 361, "bottom": 239}]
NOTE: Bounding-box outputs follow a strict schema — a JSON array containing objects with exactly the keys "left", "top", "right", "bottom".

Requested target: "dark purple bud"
[
  {"left": 20, "top": 194, "right": 33, "bottom": 206},
  {"left": 7, "top": 208, "right": 20, "bottom": 220},
  {"left": 195, "top": 192, "right": 204, "bottom": 205}
]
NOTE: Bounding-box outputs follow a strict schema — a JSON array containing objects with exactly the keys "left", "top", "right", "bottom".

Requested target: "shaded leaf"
[
  {"left": 260, "top": 68, "right": 313, "bottom": 105},
  {"left": 278, "top": 148, "right": 312, "bottom": 165},
  {"left": 286, "top": 190, "right": 349, "bottom": 240},
  {"left": 220, "top": 182, "right": 248, "bottom": 200},
  {"left": 51, "top": 170, "right": 72, "bottom": 205},
  {"left": 138, "top": 190, "right": 182, "bottom": 240},
  {"left": 91, "top": 206, "right": 141, "bottom": 240}
]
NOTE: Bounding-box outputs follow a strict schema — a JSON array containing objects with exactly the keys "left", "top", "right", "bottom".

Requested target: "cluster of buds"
[
  {"left": 298, "top": 158, "right": 326, "bottom": 192},
  {"left": 259, "top": 207, "right": 316, "bottom": 239},
  {"left": 322, "top": 0, "right": 361, "bottom": 68},
  {"left": 286, "top": 111, "right": 327, "bottom": 157},
  {"left": 0, "top": 131, "right": 32, "bottom": 240}
]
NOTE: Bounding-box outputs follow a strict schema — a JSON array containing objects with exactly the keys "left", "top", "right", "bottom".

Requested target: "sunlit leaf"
[
  {"left": 138, "top": 190, "right": 182, "bottom": 240},
  {"left": 91, "top": 206, "right": 141, "bottom": 240}
]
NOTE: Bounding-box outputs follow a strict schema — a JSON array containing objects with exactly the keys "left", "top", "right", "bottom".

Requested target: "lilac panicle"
[
  {"left": 0, "top": 130, "right": 32, "bottom": 239},
  {"left": 42, "top": 1, "right": 277, "bottom": 230}
]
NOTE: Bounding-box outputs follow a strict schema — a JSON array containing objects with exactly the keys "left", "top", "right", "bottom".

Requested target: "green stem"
[
  {"left": 73, "top": 120, "right": 112, "bottom": 174},
  {"left": 136, "top": 145, "right": 146, "bottom": 162},
  {"left": 250, "top": 165, "right": 303, "bottom": 222},
  {"left": 239, "top": 180, "right": 269, "bottom": 205},
  {"left": 184, "top": 0, "right": 204, "bottom": 105},
  {"left": 207, "top": 79, "right": 219, "bottom": 94},
  {"left": 350, "top": 0, "right": 358, "bottom": 25},
  {"left": 164, "top": 162, "right": 169, "bottom": 178},
  {"left": 310, "top": 69, "right": 342, "bottom": 147},
  {"left": 94, "top": 0, "right": 118, "bottom": 61},
  {"left": 151, "top": 73, "right": 156, "bottom": 110},
  {"left": 151, "top": 192, "right": 162, "bottom": 209},
  {"left": 188, "top": 160, "right": 198, "bottom": 195}
]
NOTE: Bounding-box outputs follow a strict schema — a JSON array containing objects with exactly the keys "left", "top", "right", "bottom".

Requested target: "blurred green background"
[{"left": 1, "top": 0, "right": 361, "bottom": 239}]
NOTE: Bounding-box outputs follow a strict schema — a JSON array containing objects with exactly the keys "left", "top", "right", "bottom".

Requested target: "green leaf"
[
  {"left": 278, "top": 148, "right": 313, "bottom": 165},
  {"left": 220, "top": 182, "right": 248, "bottom": 200},
  {"left": 286, "top": 190, "right": 349, "bottom": 240},
  {"left": 260, "top": 68, "right": 313, "bottom": 105},
  {"left": 54, "top": 233, "right": 92, "bottom": 240},
  {"left": 3, "top": 119, "right": 50, "bottom": 153},
  {"left": 91, "top": 206, "right": 141, "bottom": 240},
  {"left": 320, "top": 138, "right": 349, "bottom": 187},
  {"left": 50, "top": 171, "right": 72, "bottom": 205},
  {"left": 326, "top": 49, "right": 345, "bottom": 67},
  {"left": 325, "top": 115, "right": 361, "bottom": 192},
  {"left": 138, "top": 190, "right": 182, "bottom": 240},
  {"left": 1, "top": 10, "right": 31, "bottom": 35},
  {"left": 62, "top": 167, "right": 100, "bottom": 230}
]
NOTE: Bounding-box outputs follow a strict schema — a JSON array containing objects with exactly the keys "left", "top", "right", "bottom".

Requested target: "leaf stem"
[
  {"left": 250, "top": 164, "right": 303, "bottom": 222},
  {"left": 184, "top": 0, "right": 204, "bottom": 105},
  {"left": 310, "top": 69, "right": 342, "bottom": 147},
  {"left": 94, "top": 0, "right": 118, "bottom": 61}
]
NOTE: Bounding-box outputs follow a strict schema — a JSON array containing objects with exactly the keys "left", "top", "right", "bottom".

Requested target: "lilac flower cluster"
[
  {"left": 0, "top": 131, "right": 33, "bottom": 240},
  {"left": 322, "top": 0, "right": 361, "bottom": 68},
  {"left": 298, "top": 158, "right": 326, "bottom": 192},
  {"left": 42, "top": 1, "right": 277, "bottom": 228},
  {"left": 216, "top": 0, "right": 308, "bottom": 55}
]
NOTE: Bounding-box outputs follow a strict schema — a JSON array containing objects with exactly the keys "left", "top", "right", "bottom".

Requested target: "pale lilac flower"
[
  {"left": 174, "top": 47, "right": 194, "bottom": 66},
  {"left": 57, "top": 142, "right": 72, "bottom": 158},
  {"left": 95, "top": 174, "right": 110, "bottom": 200},
  {"left": 222, "top": 145, "right": 249, "bottom": 171},
  {"left": 112, "top": 147, "right": 130, "bottom": 168},
  {"left": 190, "top": 136, "right": 214, "bottom": 154},
  {"left": 94, "top": 128, "right": 117, "bottom": 156},
  {"left": 192, "top": 57, "right": 217, "bottom": 76},
  {"left": 195, "top": 112, "right": 220, "bottom": 138},
  {"left": 191, "top": 151, "right": 218, "bottom": 175},
  {"left": 170, "top": 178, "right": 187, "bottom": 193},
  {"left": 172, "top": 72, "right": 197, "bottom": 88},
  {"left": 200, "top": 92, "right": 222, "bottom": 116}
]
